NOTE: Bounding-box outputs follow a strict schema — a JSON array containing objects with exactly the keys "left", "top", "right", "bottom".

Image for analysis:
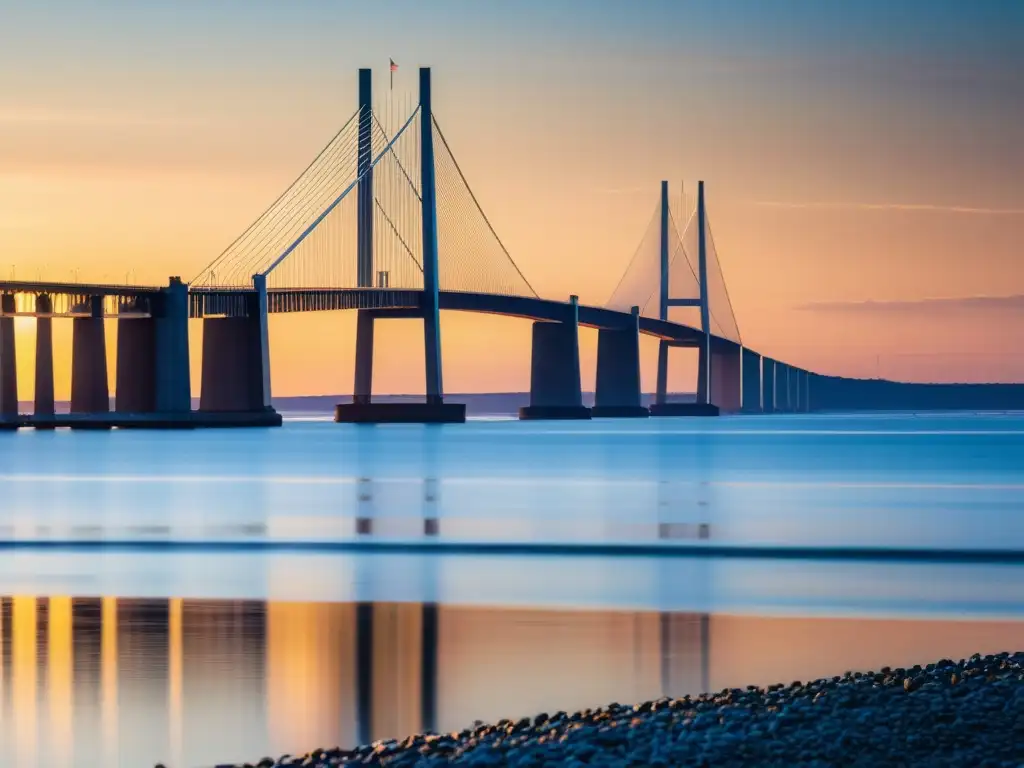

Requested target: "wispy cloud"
[
  {"left": 750, "top": 201, "right": 1024, "bottom": 216},
  {"left": 798, "top": 295, "right": 1024, "bottom": 312}
]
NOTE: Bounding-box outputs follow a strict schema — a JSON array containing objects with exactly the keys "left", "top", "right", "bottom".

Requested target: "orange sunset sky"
[{"left": 0, "top": 0, "right": 1022, "bottom": 397}]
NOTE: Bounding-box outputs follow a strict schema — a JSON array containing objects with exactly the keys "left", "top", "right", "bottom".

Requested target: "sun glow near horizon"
[{"left": 0, "top": 0, "right": 1021, "bottom": 392}]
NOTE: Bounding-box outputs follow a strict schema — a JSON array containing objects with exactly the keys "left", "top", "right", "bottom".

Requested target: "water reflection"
[{"left": 1, "top": 595, "right": 1022, "bottom": 768}]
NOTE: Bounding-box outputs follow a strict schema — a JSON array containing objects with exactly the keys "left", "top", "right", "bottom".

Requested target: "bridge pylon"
[
  {"left": 645, "top": 180, "right": 723, "bottom": 415},
  {"left": 638, "top": 180, "right": 745, "bottom": 415},
  {"left": 336, "top": 66, "right": 463, "bottom": 423}
]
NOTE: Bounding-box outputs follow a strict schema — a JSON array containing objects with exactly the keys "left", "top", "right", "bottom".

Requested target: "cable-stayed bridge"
[{"left": 0, "top": 68, "right": 812, "bottom": 428}]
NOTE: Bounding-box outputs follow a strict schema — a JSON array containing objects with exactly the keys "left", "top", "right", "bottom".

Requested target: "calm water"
[{"left": 0, "top": 413, "right": 1023, "bottom": 767}]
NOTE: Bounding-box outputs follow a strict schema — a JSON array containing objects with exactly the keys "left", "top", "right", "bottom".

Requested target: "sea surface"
[{"left": 0, "top": 412, "right": 1023, "bottom": 767}]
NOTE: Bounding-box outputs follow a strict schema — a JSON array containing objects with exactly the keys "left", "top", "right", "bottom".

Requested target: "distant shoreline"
[{"left": 16, "top": 382, "right": 1024, "bottom": 418}]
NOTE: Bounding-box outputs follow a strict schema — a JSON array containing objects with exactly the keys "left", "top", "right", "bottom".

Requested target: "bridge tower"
[
  {"left": 646, "top": 180, "right": 745, "bottom": 415},
  {"left": 352, "top": 68, "right": 376, "bottom": 406},
  {"left": 419, "top": 66, "right": 444, "bottom": 406},
  {"left": 336, "top": 67, "right": 463, "bottom": 423}
]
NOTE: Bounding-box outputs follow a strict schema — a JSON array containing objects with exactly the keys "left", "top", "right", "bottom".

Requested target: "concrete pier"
[
  {"left": 0, "top": 294, "right": 17, "bottom": 420},
  {"left": 115, "top": 318, "right": 156, "bottom": 413},
  {"left": 520, "top": 297, "right": 590, "bottom": 420},
  {"left": 776, "top": 364, "right": 791, "bottom": 412},
  {"left": 70, "top": 296, "right": 109, "bottom": 414},
  {"left": 741, "top": 347, "right": 762, "bottom": 413},
  {"left": 353, "top": 310, "right": 374, "bottom": 405},
  {"left": 696, "top": 343, "right": 742, "bottom": 414},
  {"left": 696, "top": 340, "right": 710, "bottom": 406},
  {"left": 154, "top": 277, "right": 192, "bottom": 414},
  {"left": 593, "top": 307, "right": 647, "bottom": 418},
  {"left": 199, "top": 316, "right": 266, "bottom": 412},
  {"left": 114, "top": 277, "right": 191, "bottom": 415},
  {"left": 200, "top": 277, "right": 278, "bottom": 424},
  {"left": 710, "top": 347, "right": 742, "bottom": 413},
  {"left": 34, "top": 295, "right": 55, "bottom": 419},
  {"left": 655, "top": 340, "right": 669, "bottom": 406},
  {"left": 798, "top": 370, "right": 811, "bottom": 412},
  {"left": 761, "top": 357, "right": 776, "bottom": 414}
]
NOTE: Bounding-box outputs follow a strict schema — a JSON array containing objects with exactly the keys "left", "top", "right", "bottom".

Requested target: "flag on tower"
[
  {"left": 390, "top": 58, "right": 397, "bottom": 90},
  {"left": 390, "top": 58, "right": 398, "bottom": 72}
]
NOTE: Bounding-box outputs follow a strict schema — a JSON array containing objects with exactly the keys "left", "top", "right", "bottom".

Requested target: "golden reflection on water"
[
  {"left": 266, "top": 601, "right": 355, "bottom": 754},
  {"left": 169, "top": 597, "right": 183, "bottom": 768},
  {"left": 12, "top": 597, "right": 37, "bottom": 768},
  {"left": 0, "top": 596, "right": 1022, "bottom": 768},
  {"left": 49, "top": 596, "right": 73, "bottom": 768},
  {"left": 101, "top": 596, "right": 118, "bottom": 766}
]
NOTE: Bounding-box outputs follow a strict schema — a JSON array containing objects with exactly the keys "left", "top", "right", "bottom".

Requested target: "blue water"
[
  {"left": 1, "top": 413, "right": 1023, "bottom": 767},
  {"left": 2, "top": 410, "right": 1024, "bottom": 614},
  {"left": 1, "top": 412, "right": 1023, "bottom": 552}
]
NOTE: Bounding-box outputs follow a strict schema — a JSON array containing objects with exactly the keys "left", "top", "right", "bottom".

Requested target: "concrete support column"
[
  {"left": 741, "top": 348, "right": 761, "bottom": 413},
  {"left": 794, "top": 369, "right": 803, "bottom": 414},
  {"left": 527, "top": 320, "right": 582, "bottom": 407},
  {"left": 0, "top": 294, "right": 17, "bottom": 418},
  {"left": 761, "top": 357, "right": 776, "bottom": 414},
  {"left": 696, "top": 342, "right": 709, "bottom": 405},
  {"left": 199, "top": 318, "right": 262, "bottom": 412},
  {"left": 594, "top": 306, "right": 647, "bottom": 417},
  {"left": 353, "top": 310, "right": 374, "bottom": 405},
  {"left": 519, "top": 297, "right": 590, "bottom": 420},
  {"left": 115, "top": 318, "right": 155, "bottom": 413},
  {"left": 117, "top": 279, "right": 190, "bottom": 414},
  {"left": 34, "top": 295, "right": 55, "bottom": 418},
  {"left": 199, "top": 280, "right": 272, "bottom": 413},
  {"left": 710, "top": 347, "right": 742, "bottom": 414},
  {"left": 776, "top": 364, "right": 791, "bottom": 412},
  {"left": 70, "top": 296, "right": 109, "bottom": 414},
  {"left": 655, "top": 340, "right": 669, "bottom": 405},
  {"left": 154, "top": 277, "right": 192, "bottom": 413},
  {"left": 804, "top": 372, "right": 813, "bottom": 412},
  {"left": 254, "top": 274, "right": 272, "bottom": 409}
]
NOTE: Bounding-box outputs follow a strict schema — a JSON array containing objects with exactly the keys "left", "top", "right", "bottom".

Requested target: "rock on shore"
[{"left": 219, "top": 651, "right": 1024, "bottom": 767}]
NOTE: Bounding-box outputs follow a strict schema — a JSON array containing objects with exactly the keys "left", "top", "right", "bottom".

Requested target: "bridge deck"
[
  {"left": 189, "top": 287, "right": 710, "bottom": 344},
  {"left": 0, "top": 280, "right": 162, "bottom": 297},
  {"left": 0, "top": 282, "right": 723, "bottom": 349}
]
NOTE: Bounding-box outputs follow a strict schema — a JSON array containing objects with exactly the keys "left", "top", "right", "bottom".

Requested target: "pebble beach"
[{"left": 215, "top": 651, "right": 1024, "bottom": 768}]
